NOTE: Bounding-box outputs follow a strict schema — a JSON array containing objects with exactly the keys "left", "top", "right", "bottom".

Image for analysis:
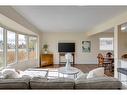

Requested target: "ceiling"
[{"left": 13, "top": 6, "right": 127, "bottom": 32}]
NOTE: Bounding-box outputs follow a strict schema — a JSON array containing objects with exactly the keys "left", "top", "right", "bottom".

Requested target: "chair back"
[
  {"left": 121, "top": 54, "right": 127, "bottom": 58},
  {"left": 97, "top": 53, "right": 104, "bottom": 65},
  {"left": 106, "top": 52, "right": 113, "bottom": 58}
]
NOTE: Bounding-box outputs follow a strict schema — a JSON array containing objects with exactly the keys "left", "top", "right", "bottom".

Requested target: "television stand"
[{"left": 59, "top": 52, "right": 75, "bottom": 66}]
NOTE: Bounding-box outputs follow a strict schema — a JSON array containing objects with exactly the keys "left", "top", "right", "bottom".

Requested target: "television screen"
[{"left": 58, "top": 43, "right": 75, "bottom": 52}]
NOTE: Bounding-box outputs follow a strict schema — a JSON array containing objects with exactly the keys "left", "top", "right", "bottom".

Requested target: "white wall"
[
  {"left": 117, "top": 31, "right": 127, "bottom": 84},
  {"left": 41, "top": 32, "right": 114, "bottom": 64},
  {"left": 118, "top": 31, "right": 127, "bottom": 59}
]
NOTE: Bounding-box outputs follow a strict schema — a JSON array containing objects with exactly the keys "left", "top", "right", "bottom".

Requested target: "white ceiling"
[{"left": 13, "top": 6, "right": 127, "bottom": 32}]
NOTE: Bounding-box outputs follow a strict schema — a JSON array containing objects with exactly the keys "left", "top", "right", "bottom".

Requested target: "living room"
[{"left": 0, "top": 5, "right": 127, "bottom": 91}]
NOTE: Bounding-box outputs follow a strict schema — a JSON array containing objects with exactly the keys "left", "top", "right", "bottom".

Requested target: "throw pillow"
[
  {"left": 0, "top": 71, "right": 2, "bottom": 76},
  {"left": 87, "top": 67, "right": 105, "bottom": 79},
  {"left": 75, "top": 73, "right": 88, "bottom": 80},
  {"left": 2, "top": 69, "right": 20, "bottom": 79},
  {"left": 0, "top": 71, "right": 6, "bottom": 79}
]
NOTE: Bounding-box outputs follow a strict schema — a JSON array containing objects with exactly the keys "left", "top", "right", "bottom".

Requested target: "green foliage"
[{"left": 43, "top": 44, "right": 48, "bottom": 51}]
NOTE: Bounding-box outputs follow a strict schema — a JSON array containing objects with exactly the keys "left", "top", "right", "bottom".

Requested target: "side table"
[{"left": 58, "top": 67, "right": 79, "bottom": 78}]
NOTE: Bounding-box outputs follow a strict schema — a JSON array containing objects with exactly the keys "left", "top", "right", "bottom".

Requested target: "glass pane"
[
  {"left": 7, "top": 30, "right": 16, "bottom": 64},
  {"left": 100, "top": 38, "right": 114, "bottom": 50},
  {"left": 29, "top": 36, "right": 37, "bottom": 60},
  {"left": 0, "top": 27, "right": 4, "bottom": 68},
  {"left": 18, "top": 34, "right": 27, "bottom": 62}
]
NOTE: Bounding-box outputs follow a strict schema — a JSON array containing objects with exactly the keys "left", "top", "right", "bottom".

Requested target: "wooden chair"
[
  {"left": 106, "top": 52, "right": 113, "bottom": 58},
  {"left": 97, "top": 53, "right": 113, "bottom": 72},
  {"left": 97, "top": 53, "right": 105, "bottom": 67},
  {"left": 106, "top": 52, "right": 114, "bottom": 72},
  {"left": 121, "top": 54, "right": 127, "bottom": 58}
]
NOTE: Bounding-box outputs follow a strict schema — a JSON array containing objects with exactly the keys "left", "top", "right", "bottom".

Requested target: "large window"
[
  {"left": 100, "top": 38, "right": 114, "bottom": 51},
  {"left": 18, "top": 34, "right": 27, "bottom": 62},
  {"left": 7, "top": 30, "right": 16, "bottom": 64},
  {"left": 28, "top": 36, "right": 37, "bottom": 60},
  {"left": 0, "top": 26, "right": 38, "bottom": 68},
  {"left": 0, "top": 27, "right": 4, "bottom": 68}
]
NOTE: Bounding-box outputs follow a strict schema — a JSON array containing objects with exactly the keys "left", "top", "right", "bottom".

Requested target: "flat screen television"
[{"left": 58, "top": 43, "right": 75, "bottom": 52}]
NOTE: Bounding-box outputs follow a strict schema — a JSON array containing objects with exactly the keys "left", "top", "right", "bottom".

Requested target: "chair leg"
[
  {"left": 108, "top": 64, "right": 112, "bottom": 72},
  {"left": 98, "top": 64, "right": 101, "bottom": 67}
]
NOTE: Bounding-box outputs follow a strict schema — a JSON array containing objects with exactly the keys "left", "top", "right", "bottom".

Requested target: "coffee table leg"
[
  {"left": 74, "top": 74, "right": 76, "bottom": 78},
  {"left": 58, "top": 72, "right": 60, "bottom": 77},
  {"left": 45, "top": 70, "right": 49, "bottom": 78},
  {"left": 75, "top": 74, "right": 77, "bottom": 78},
  {"left": 74, "top": 73, "right": 78, "bottom": 79},
  {"left": 58, "top": 72, "right": 59, "bottom": 77}
]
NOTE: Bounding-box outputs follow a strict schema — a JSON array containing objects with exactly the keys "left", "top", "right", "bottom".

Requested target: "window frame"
[
  {"left": 0, "top": 27, "right": 4, "bottom": 69},
  {"left": 7, "top": 30, "right": 17, "bottom": 65},
  {"left": 0, "top": 26, "right": 38, "bottom": 69},
  {"left": 99, "top": 37, "right": 114, "bottom": 51},
  {"left": 28, "top": 36, "right": 38, "bottom": 60},
  {"left": 17, "top": 33, "right": 28, "bottom": 63}
]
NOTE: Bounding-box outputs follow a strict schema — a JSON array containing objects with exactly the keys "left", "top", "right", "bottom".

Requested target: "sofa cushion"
[
  {"left": 87, "top": 67, "right": 105, "bottom": 79},
  {"left": 30, "top": 77, "right": 74, "bottom": 89},
  {"left": 22, "top": 70, "right": 47, "bottom": 78},
  {"left": 0, "top": 77, "right": 30, "bottom": 89},
  {"left": 75, "top": 73, "right": 87, "bottom": 80},
  {"left": 75, "top": 77, "right": 122, "bottom": 89},
  {"left": 0, "top": 71, "right": 6, "bottom": 79},
  {"left": 2, "top": 69, "right": 20, "bottom": 79}
]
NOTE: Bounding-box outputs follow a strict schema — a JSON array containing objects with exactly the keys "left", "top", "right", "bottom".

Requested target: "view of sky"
[
  {"left": 0, "top": 27, "right": 3, "bottom": 41},
  {"left": 0, "top": 28, "right": 26, "bottom": 44}
]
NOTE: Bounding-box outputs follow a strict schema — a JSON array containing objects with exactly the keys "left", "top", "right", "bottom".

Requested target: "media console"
[{"left": 59, "top": 52, "right": 75, "bottom": 65}]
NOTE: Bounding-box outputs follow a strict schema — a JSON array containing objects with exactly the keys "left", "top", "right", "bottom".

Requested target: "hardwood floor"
[{"left": 41, "top": 64, "right": 114, "bottom": 77}]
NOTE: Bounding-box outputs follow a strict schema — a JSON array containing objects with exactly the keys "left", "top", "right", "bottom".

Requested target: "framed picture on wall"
[{"left": 82, "top": 41, "right": 91, "bottom": 53}]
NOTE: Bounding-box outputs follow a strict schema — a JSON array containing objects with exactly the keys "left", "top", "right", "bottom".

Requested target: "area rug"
[{"left": 25, "top": 67, "right": 84, "bottom": 79}]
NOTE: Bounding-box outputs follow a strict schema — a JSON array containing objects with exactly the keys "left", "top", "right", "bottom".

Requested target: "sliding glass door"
[
  {"left": 28, "top": 36, "right": 37, "bottom": 60},
  {"left": 7, "top": 30, "right": 16, "bottom": 64},
  {"left": 0, "top": 26, "right": 38, "bottom": 68},
  {"left": 18, "top": 34, "right": 27, "bottom": 62},
  {"left": 0, "top": 27, "right": 4, "bottom": 68}
]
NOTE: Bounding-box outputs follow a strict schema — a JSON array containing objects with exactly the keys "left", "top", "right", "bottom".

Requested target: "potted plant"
[{"left": 43, "top": 44, "right": 48, "bottom": 54}]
